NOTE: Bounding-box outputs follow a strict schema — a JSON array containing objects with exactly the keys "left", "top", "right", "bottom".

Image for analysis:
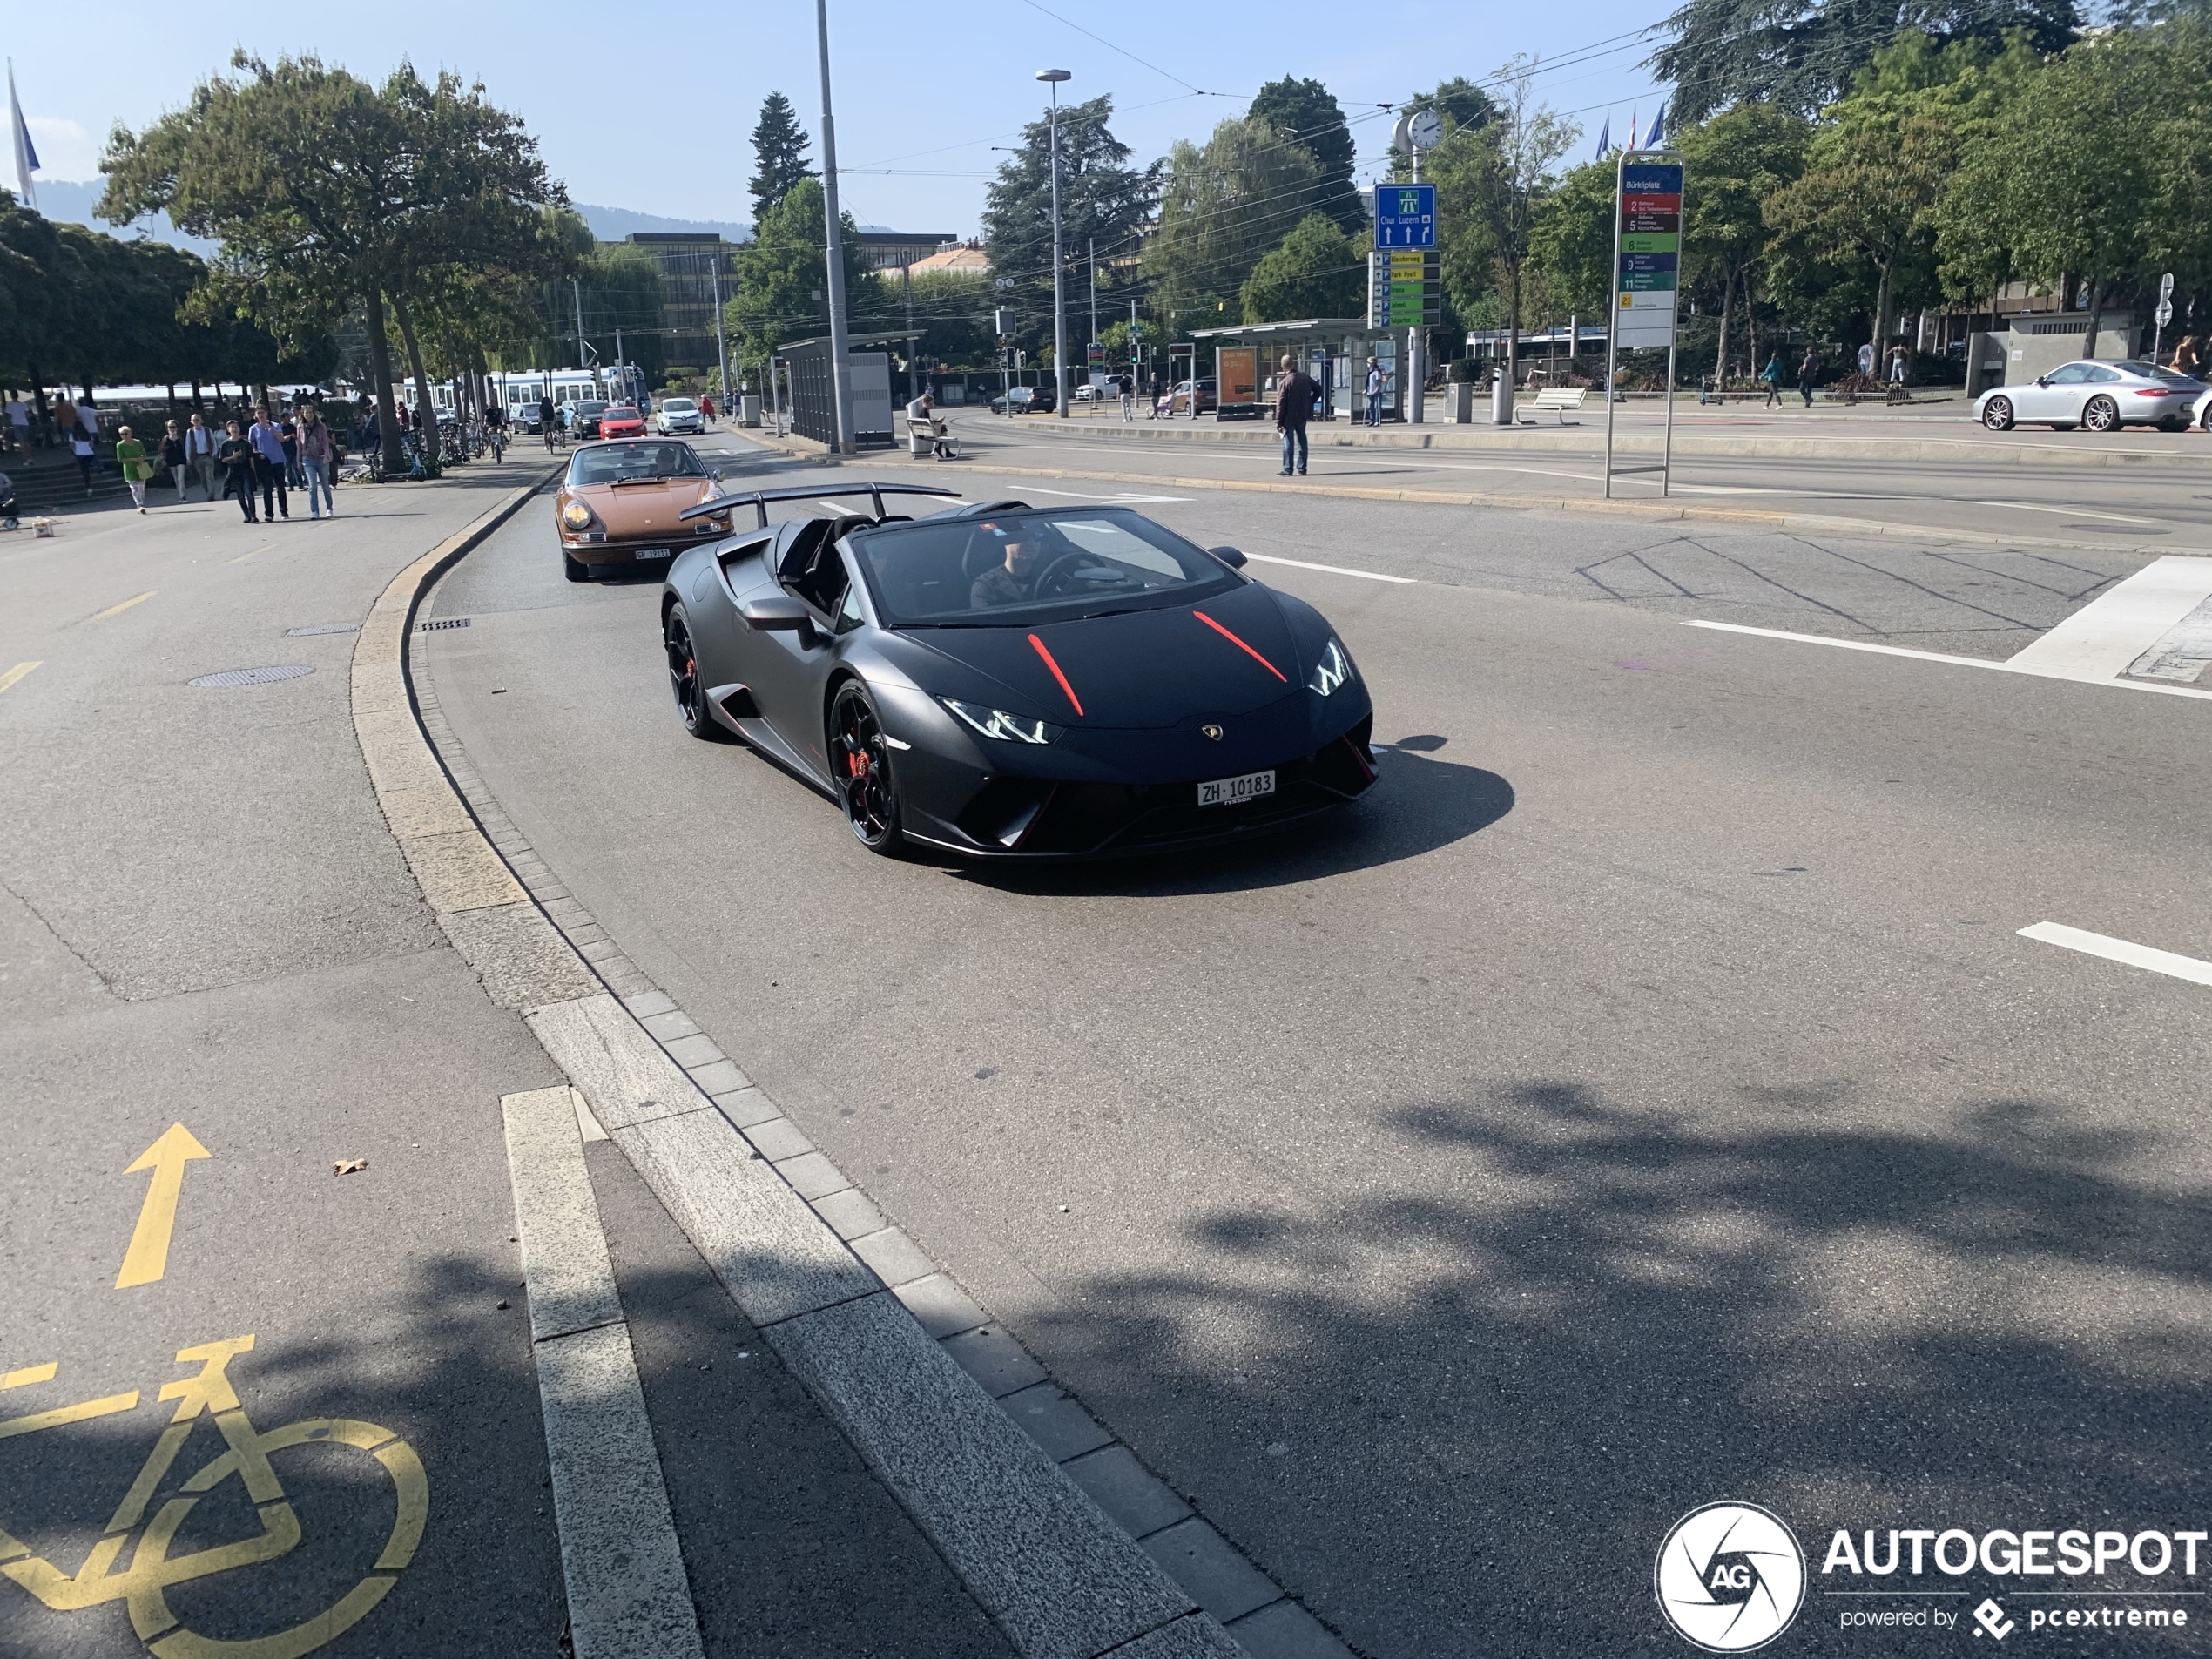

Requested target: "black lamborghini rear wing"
[{"left": 679, "top": 482, "right": 961, "bottom": 529}]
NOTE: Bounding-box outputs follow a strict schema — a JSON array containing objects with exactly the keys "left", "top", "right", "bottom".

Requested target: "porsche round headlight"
[
  {"left": 1308, "top": 637, "right": 1355, "bottom": 697},
  {"left": 943, "top": 698, "right": 1062, "bottom": 745},
  {"left": 561, "top": 501, "right": 593, "bottom": 530}
]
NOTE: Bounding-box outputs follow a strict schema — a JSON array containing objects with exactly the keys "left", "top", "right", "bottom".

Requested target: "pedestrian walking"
[
  {"left": 1797, "top": 349, "right": 1817, "bottom": 409},
  {"left": 69, "top": 425, "right": 97, "bottom": 495},
  {"left": 1274, "top": 354, "right": 1320, "bottom": 477},
  {"left": 5, "top": 394, "right": 27, "bottom": 455},
  {"left": 75, "top": 395, "right": 99, "bottom": 449},
  {"left": 185, "top": 413, "right": 219, "bottom": 501},
  {"left": 1119, "top": 373, "right": 1135, "bottom": 422},
  {"left": 699, "top": 392, "right": 717, "bottom": 428},
  {"left": 1698, "top": 371, "right": 1714, "bottom": 406},
  {"left": 297, "top": 403, "right": 337, "bottom": 519},
  {"left": 280, "top": 407, "right": 305, "bottom": 489},
  {"left": 115, "top": 426, "right": 154, "bottom": 512},
  {"left": 216, "top": 420, "right": 258, "bottom": 523},
  {"left": 159, "top": 421, "right": 190, "bottom": 502},
  {"left": 249, "top": 405, "right": 290, "bottom": 520},
  {"left": 2166, "top": 335, "right": 2202, "bottom": 378},
  {"left": 1760, "top": 354, "right": 1784, "bottom": 409},
  {"left": 1365, "top": 356, "right": 1384, "bottom": 427}
]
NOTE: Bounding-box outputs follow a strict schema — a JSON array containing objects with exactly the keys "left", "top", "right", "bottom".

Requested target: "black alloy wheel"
[
  {"left": 828, "top": 681, "right": 902, "bottom": 854},
  {"left": 1981, "top": 396, "right": 2014, "bottom": 431},
  {"left": 664, "top": 606, "right": 721, "bottom": 741},
  {"left": 2083, "top": 395, "right": 2120, "bottom": 433}
]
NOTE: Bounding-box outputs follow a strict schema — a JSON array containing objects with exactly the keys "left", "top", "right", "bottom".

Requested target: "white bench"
[
  {"left": 907, "top": 415, "right": 959, "bottom": 459},
  {"left": 1521, "top": 388, "right": 1589, "bottom": 425}
]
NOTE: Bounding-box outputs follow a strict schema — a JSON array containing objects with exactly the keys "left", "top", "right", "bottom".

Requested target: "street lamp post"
[
  {"left": 1038, "top": 69, "right": 1071, "bottom": 421},
  {"left": 817, "top": 0, "right": 856, "bottom": 452}
]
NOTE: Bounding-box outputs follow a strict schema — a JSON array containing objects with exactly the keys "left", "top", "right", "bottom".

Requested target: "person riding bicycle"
[{"left": 538, "top": 395, "right": 557, "bottom": 450}]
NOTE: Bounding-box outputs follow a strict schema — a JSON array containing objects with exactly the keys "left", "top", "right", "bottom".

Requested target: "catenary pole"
[
  {"left": 817, "top": 0, "right": 856, "bottom": 452},
  {"left": 1039, "top": 70, "right": 1071, "bottom": 419}
]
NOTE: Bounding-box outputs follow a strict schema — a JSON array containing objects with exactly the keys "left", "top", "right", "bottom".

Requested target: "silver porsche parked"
[{"left": 1976, "top": 360, "right": 2205, "bottom": 433}]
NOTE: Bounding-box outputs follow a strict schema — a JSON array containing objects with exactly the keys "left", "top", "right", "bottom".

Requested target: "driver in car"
[{"left": 971, "top": 532, "right": 1043, "bottom": 608}]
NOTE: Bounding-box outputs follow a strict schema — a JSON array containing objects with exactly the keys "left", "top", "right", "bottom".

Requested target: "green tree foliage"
[
  {"left": 1248, "top": 78, "right": 1363, "bottom": 233},
  {"left": 1144, "top": 116, "right": 1321, "bottom": 341},
  {"left": 725, "top": 177, "right": 875, "bottom": 374},
  {"left": 894, "top": 269, "right": 999, "bottom": 368},
  {"left": 981, "top": 97, "right": 1158, "bottom": 354},
  {"left": 1240, "top": 214, "right": 1367, "bottom": 322},
  {"left": 1652, "top": 0, "right": 2077, "bottom": 122},
  {"left": 1403, "top": 77, "right": 1500, "bottom": 141},
  {"left": 1461, "top": 59, "right": 1579, "bottom": 368},
  {"left": 748, "top": 91, "right": 815, "bottom": 225},
  {"left": 1676, "top": 104, "right": 1810, "bottom": 378},
  {"left": 1526, "top": 160, "right": 1620, "bottom": 322},
  {"left": 102, "top": 51, "right": 566, "bottom": 469}
]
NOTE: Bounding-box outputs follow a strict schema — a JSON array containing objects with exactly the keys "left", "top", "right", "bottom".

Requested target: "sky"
[{"left": 6, "top": 1, "right": 1671, "bottom": 240}]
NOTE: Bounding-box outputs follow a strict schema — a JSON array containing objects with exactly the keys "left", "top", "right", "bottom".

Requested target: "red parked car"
[{"left": 597, "top": 405, "right": 646, "bottom": 440}]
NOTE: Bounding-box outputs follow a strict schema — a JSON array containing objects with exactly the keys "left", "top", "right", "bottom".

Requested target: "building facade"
[{"left": 625, "top": 233, "right": 738, "bottom": 374}]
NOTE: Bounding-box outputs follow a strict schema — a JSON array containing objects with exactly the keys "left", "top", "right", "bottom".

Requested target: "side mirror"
[
  {"left": 740, "top": 595, "right": 816, "bottom": 644},
  {"left": 1207, "top": 545, "right": 1248, "bottom": 569},
  {"left": 2035, "top": 377, "right": 2049, "bottom": 388}
]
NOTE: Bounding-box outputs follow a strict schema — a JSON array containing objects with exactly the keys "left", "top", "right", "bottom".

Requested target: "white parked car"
[
  {"left": 656, "top": 397, "right": 704, "bottom": 435},
  {"left": 1975, "top": 360, "right": 2205, "bottom": 433}
]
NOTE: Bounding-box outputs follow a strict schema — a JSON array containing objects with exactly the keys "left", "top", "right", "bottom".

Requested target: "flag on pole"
[
  {"left": 1628, "top": 107, "right": 1637, "bottom": 153},
  {"left": 8, "top": 59, "right": 37, "bottom": 211},
  {"left": 1595, "top": 116, "right": 1610, "bottom": 159},
  {"left": 1644, "top": 104, "right": 1667, "bottom": 147}
]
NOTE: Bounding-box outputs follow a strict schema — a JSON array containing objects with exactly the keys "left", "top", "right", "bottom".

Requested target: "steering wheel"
[{"left": 1031, "top": 551, "right": 1096, "bottom": 598}]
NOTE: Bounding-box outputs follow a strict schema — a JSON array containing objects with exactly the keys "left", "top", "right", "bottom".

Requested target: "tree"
[
  {"left": 749, "top": 92, "right": 815, "bottom": 225},
  {"left": 1240, "top": 214, "right": 1366, "bottom": 322},
  {"left": 1526, "top": 159, "right": 1620, "bottom": 324},
  {"left": 725, "top": 177, "right": 873, "bottom": 374},
  {"left": 1404, "top": 77, "right": 1500, "bottom": 140},
  {"left": 1652, "top": 0, "right": 2077, "bottom": 122},
  {"left": 1144, "top": 117, "right": 1321, "bottom": 340},
  {"left": 981, "top": 96, "right": 1158, "bottom": 354},
  {"left": 1676, "top": 105, "right": 1810, "bottom": 381},
  {"left": 1248, "top": 77, "right": 1362, "bottom": 233},
  {"left": 1473, "top": 58, "right": 1579, "bottom": 383}
]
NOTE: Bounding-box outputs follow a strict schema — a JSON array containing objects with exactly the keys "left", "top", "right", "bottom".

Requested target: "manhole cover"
[
  {"left": 416, "top": 617, "right": 470, "bottom": 631},
  {"left": 284, "top": 623, "right": 360, "bottom": 637},
  {"left": 189, "top": 664, "right": 315, "bottom": 689}
]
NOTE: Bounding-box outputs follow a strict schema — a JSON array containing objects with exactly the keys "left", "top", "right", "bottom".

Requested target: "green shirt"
[{"left": 115, "top": 438, "right": 152, "bottom": 481}]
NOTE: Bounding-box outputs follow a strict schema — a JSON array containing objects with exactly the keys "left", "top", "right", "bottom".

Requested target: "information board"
[
  {"left": 1368, "top": 249, "right": 1441, "bottom": 327},
  {"left": 1374, "top": 185, "right": 1437, "bottom": 250},
  {"left": 1614, "top": 157, "right": 1682, "bottom": 349}
]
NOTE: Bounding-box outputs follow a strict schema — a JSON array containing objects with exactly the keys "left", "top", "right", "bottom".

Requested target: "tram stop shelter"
[
  {"left": 775, "top": 331, "right": 900, "bottom": 448},
  {"left": 1189, "top": 320, "right": 1402, "bottom": 421}
]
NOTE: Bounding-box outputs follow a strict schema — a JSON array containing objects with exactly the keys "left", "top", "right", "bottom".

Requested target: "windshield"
[
  {"left": 604, "top": 406, "right": 638, "bottom": 419},
  {"left": 575, "top": 401, "right": 609, "bottom": 415},
  {"left": 662, "top": 398, "right": 696, "bottom": 412},
  {"left": 566, "top": 442, "right": 705, "bottom": 485},
  {"left": 851, "top": 507, "right": 1241, "bottom": 627}
]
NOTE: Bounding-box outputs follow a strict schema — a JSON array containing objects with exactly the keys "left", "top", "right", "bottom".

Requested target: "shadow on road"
[
  {"left": 948, "top": 747, "right": 1515, "bottom": 897},
  {"left": 1019, "top": 1076, "right": 2212, "bottom": 1657}
]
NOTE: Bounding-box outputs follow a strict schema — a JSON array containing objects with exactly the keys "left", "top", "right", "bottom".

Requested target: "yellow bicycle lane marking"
[
  {"left": 0, "top": 1335, "right": 428, "bottom": 1659},
  {"left": 91, "top": 591, "right": 158, "bottom": 622},
  {"left": 115, "top": 1123, "right": 212, "bottom": 1289},
  {"left": 0, "top": 662, "right": 40, "bottom": 696}
]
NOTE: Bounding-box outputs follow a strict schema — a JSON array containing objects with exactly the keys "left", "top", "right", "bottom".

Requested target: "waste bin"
[
  {"left": 740, "top": 394, "right": 762, "bottom": 428},
  {"left": 1491, "top": 370, "right": 1514, "bottom": 426}
]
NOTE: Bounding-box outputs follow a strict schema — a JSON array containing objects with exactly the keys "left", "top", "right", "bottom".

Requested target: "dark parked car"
[
  {"left": 571, "top": 400, "right": 612, "bottom": 437},
  {"left": 989, "top": 386, "right": 1056, "bottom": 415}
]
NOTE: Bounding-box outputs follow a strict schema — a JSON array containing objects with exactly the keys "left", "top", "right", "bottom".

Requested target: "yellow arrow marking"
[
  {"left": 0, "top": 662, "right": 41, "bottom": 696},
  {"left": 91, "top": 590, "right": 157, "bottom": 621},
  {"left": 116, "top": 1125, "right": 212, "bottom": 1289}
]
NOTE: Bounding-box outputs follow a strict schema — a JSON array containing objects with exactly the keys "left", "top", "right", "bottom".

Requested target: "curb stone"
[{"left": 360, "top": 491, "right": 1354, "bottom": 1658}]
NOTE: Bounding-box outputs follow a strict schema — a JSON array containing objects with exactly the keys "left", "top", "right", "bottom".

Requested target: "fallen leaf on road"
[{"left": 332, "top": 1158, "right": 369, "bottom": 1176}]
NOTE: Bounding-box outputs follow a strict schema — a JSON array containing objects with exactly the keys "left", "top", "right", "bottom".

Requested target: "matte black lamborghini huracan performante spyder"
[{"left": 660, "top": 483, "right": 1377, "bottom": 857}]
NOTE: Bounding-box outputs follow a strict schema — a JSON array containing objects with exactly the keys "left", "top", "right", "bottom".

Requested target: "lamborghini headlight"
[
  {"left": 1307, "top": 637, "right": 1355, "bottom": 697},
  {"left": 561, "top": 501, "right": 594, "bottom": 530},
  {"left": 943, "top": 698, "right": 1062, "bottom": 745}
]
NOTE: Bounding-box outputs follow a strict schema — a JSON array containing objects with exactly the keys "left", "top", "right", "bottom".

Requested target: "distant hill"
[{"left": 578, "top": 204, "right": 754, "bottom": 245}]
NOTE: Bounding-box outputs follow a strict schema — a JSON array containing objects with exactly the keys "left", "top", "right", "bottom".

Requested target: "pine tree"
[{"left": 748, "top": 92, "right": 816, "bottom": 226}]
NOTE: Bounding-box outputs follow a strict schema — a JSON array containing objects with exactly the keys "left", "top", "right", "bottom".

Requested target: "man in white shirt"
[
  {"left": 184, "top": 413, "right": 220, "bottom": 502},
  {"left": 4, "top": 397, "right": 27, "bottom": 453}
]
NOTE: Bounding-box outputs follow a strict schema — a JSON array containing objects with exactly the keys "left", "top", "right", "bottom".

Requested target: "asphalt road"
[
  {"left": 0, "top": 462, "right": 1009, "bottom": 1659},
  {"left": 954, "top": 407, "right": 2212, "bottom": 550},
  {"left": 421, "top": 432, "right": 2212, "bottom": 1655}
]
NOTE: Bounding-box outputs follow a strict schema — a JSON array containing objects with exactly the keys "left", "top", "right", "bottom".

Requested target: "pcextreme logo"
[{"left": 1656, "top": 1501, "right": 1810, "bottom": 1652}]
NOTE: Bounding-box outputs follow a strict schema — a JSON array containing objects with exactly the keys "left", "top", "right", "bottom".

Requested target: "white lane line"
[
  {"left": 1685, "top": 617, "right": 2212, "bottom": 701},
  {"left": 1974, "top": 500, "right": 2163, "bottom": 526},
  {"left": 2006, "top": 555, "right": 2212, "bottom": 680},
  {"left": 1245, "top": 552, "right": 1418, "bottom": 583},
  {"left": 1682, "top": 620, "right": 2006, "bottom": 668},
  {"left": 502, "top": 1085, "right": 705, "bottom": 1659},
  {"left": 2018, "top": 922, "right": 2212, "bottom": 988}
]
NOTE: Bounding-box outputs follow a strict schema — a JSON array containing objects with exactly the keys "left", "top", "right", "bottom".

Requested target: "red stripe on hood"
[
  {"left": 1028, "top": 633, "right": 1085, "bottom": 717},
  {"left": 1192, "top": 610, "right": 1287, "bottom": 682}
]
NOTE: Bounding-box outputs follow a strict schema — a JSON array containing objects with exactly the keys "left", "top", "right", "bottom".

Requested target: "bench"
[
  {"left": 1520, "top": 388, "right": 1589, "bottom": 425},
  {"left": 907, "top": 414, "right": 960, "bottom": 460}
]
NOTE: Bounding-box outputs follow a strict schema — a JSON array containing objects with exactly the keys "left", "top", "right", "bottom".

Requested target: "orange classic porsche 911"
[{"left": 556, "top": 440, "right": 730, "bottom": 582}]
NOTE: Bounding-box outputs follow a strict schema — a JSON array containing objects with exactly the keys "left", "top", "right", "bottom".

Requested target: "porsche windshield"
[
  {"left": 852, "top": 508, "right": 1239, "bottom": 626},
  {"left": 567, "top": 443, "right": 705, "bottom": 485}
]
